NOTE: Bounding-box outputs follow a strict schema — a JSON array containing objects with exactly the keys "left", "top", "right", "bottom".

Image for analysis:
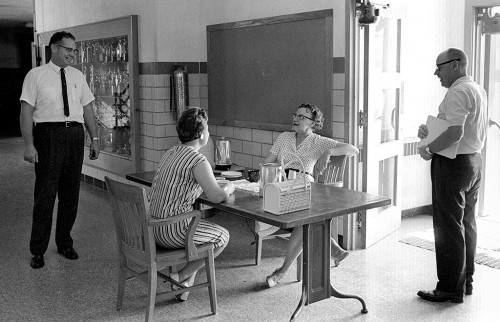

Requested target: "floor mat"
[{"left": 399, "top": 235, "right": 500, "bottom": 270}]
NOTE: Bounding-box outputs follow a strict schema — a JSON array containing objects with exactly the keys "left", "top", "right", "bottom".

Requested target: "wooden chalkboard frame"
[{"left": 207, "top": 9, "right": 333, "bottom": 136}]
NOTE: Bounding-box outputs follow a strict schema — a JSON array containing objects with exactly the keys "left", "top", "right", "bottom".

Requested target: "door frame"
[
  {"left": 472, "top": 5, "right": 500, "bottom": 217},
  {"left": 344, "top": 2, "right": 403, "bottom": 249}
]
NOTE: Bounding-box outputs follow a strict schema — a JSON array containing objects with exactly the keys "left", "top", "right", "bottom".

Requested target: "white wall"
[
  {"left": 35, "top": 0, "right": 157, "bottom": 62},
  {"left": 35, "top": 0, "right": 346, "bottom": 62}
]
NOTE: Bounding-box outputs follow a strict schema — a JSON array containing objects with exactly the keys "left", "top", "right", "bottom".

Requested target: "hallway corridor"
[{"left": 1, "top": 137, "right": 499, "bottom": 322}]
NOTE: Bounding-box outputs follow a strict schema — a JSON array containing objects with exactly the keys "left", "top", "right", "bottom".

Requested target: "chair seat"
[{"left": 156, "top": 243, "right": 214, "bottom": 266}]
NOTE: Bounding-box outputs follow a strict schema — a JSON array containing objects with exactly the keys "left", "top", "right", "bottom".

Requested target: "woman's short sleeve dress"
[
  {"left": 148, "top": 145, "right": 229, "bottom": 249},
  {"left": 255, "top": 132, "right": 339, "bottom": 236}
]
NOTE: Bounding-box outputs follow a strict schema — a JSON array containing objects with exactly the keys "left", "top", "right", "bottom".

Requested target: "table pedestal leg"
[
  {"left": 290, "top": 220, "right": 368, "bottom": 320},
  {"left": 330, "top": 284, "right": 368, "bottom": 313},
  {"left": 290, "top": 285, "right": 307, "bottom": 322}
]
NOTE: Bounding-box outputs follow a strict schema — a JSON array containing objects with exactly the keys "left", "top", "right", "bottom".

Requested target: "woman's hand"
[
  {"left": 224, "top": 182, "right": 235, "bottom": 195},
  {"left": 217, "top": 180, "right": 235, "bottom": 195}
]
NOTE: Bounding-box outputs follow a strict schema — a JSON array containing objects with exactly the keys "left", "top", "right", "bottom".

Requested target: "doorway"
[
  {"left": 355, "top": 16, "right": 403, "bottom": 248},
  {"left": 475, "top": 6, "right": 500, "bottom": 222}
]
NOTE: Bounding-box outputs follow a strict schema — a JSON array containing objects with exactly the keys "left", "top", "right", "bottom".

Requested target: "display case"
[{"left": 37, "top": 16, "right": 140, "bottom": 175}]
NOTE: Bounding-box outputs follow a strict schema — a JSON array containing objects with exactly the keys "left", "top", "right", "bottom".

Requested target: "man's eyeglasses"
[
  {"left": 436, "top": 58, "right": 460, "bottom": 71},
  {"left": 57, "top": 44, "right": 79, "bottom": 54},
  {"left": 292, "top": 113, "right": 314, "bottom": 121}
]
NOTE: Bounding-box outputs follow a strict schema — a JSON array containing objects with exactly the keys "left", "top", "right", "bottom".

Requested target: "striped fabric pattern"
[{"left": 148, "top": 145, "right": 229, "bottom": 249}]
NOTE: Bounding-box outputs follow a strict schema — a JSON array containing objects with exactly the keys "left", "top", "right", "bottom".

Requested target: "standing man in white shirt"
[
  {"left": 20, "top": 31, "right": 100, "bottom": 269},
  {"left": 417, "top": 48, "right": 488, "bottom": 303}
]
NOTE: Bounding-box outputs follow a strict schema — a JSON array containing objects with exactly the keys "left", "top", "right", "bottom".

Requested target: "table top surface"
[{"left": 126, "top": 170, "right": 391, "bottom": 229}]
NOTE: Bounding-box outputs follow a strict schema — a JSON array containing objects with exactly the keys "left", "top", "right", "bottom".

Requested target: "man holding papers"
[{"left": 416, "top": 48, "right": 488, "bottom": 304}]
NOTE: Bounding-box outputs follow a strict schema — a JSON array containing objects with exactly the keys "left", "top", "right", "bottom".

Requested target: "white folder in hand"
[{"left": 418, "top": 115, "right": 459, "bottom": 159}]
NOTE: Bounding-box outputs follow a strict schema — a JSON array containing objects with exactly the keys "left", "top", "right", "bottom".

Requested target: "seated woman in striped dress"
[{"left": 148, "top": 107, "right": 233, "bottom": 301}]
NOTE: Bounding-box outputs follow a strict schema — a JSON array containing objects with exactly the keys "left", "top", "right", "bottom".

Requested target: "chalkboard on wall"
[{"left": 207, "top": 9, "right": 333, "bottom": 136}]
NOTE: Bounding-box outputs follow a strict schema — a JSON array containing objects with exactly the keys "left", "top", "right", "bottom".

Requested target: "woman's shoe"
[
  {"left": 266, "top": 269, "right": 284, "bottom": 288},
  {"left": 169, "top": 272, "right": 190, "bottom": 301},
  {"left": 332, "top": 250, "right": 349, "bottom": 267},
  {"left": 176, "top": 281, "right": 190, "bottom": 302},
  {"left": 169, "top": 272, "right": 181, "bottom": 291}
]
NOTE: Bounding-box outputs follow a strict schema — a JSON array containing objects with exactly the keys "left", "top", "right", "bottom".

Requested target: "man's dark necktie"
[{"left": 60, "top": 68, "right": 70, "bottom": 117}]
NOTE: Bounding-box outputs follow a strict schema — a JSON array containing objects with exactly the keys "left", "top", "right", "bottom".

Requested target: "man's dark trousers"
[
  {"left": 30, "top": 123, "right": 85, "bottom": 256},
  {"left": 431, "top": 153, "right": 482, "bottom": 294}
]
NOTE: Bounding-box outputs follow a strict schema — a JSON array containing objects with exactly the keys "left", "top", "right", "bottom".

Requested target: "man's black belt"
[{"left": 35, "top": 122, "right": 82, "bottom": 128}]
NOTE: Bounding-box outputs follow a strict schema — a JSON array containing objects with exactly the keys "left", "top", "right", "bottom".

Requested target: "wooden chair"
[
  {"left": 314, "top": 154, "right": 348, "bottom": 187},
  {"left": 254, "top": 155, "right": 348, "bottom": 275},
  {"left": 105, "top": 177, "right": 217, "bottom": 322}
]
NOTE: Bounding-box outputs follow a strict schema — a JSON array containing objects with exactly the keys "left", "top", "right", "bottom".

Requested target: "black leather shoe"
[
  {"left": 465, "top": 283, "right": 473, "bottom": 295},
  {"left": 417, "top": 289, "right": 463, "bottom": 303},
  {"left": 30, "top": 255, "right": 45, "bottom": 269},
  {"left": 57, "top": 247, "right": 79, "bottom": 260}
]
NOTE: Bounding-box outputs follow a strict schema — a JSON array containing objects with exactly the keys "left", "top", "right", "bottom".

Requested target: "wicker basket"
[{"left": 263, "top": 154, "right": 311, "bottom": 215}]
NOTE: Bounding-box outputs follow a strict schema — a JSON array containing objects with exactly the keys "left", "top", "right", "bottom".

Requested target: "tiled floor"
[{"left": 1, "top": 137, "right": 499, "bottom": 322}]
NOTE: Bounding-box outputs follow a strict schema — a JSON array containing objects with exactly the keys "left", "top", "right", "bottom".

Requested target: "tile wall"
[{"left": 82, "top": 58, "right": 348, "bottom": 188}]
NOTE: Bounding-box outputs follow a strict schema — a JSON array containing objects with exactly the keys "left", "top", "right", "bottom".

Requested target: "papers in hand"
[{"left": 419, "top": 115, "right": 459, "bottom": 159}]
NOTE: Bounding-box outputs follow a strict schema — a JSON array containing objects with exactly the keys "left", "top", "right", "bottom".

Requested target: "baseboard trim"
[
  {"left": 402, "top": 205, "right": 432, "bottom": 218},
  {"left": 81, "top": 174, "right": 106, "bottom": 191}
]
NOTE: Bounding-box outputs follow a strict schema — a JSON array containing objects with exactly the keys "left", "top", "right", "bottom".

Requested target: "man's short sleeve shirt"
[{"left": 20, "top": 61, "right": 94, "bottom": 123}]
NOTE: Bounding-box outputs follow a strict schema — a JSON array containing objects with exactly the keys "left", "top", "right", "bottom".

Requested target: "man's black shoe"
[
  {"left": 57, "top": 247, "right": 79, "bottom": 260},
  {"left": 30, "top": 255, "right": 45, "bottom": 269},
  {"left": 465, "top": 283, "right": 473, "bottom": 295},
  {"left": 417, "top": 289, "right": 463, "bottom": 303}
]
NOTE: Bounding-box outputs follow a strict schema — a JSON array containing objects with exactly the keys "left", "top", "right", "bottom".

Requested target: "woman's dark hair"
[
  {"left": 49, "top": 31, "right": 76, "bottom": 46},
  {"left": 177, "top": 107, "right": 208, "bottom": 143},
  {"left": 299, "top": 103, "right": 324, "bottom": 130}
]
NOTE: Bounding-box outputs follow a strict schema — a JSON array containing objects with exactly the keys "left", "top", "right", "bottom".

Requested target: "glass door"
[
  {"left": 357, "top": 17, "right": 403, "bottom": 248},
  {"left": 475, "top": 6, "right": 500, "bottom": 221}
]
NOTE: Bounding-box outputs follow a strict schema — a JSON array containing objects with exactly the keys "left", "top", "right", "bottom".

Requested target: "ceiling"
[{"left": 0, "top": 0, "right": 33, "bottom": 28}]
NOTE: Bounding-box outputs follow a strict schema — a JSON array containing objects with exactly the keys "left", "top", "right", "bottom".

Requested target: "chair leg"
[
  {"left": 117, "top": 263, "right": 127, "bottom": 310},
  {"left": 255, "top": 235, "right": 263, "bottom": 265},
  {"left": 205, "top": 249, "right": 217, "bottom": 314},
  {"left": 145, "top": 265, "right": 157, "bottom": 322},
  {"left": 296, "top": 252, "right": 303, "bottom": 282}
]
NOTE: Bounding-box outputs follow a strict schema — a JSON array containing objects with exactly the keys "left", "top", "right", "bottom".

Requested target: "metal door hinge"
[{"left": 358, "top": 111, "right": 368, "bottom": 127}]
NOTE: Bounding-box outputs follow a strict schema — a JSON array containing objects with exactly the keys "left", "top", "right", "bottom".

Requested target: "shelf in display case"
[{"left": 37, "top": 16, "right": 140, "bottom": 175}]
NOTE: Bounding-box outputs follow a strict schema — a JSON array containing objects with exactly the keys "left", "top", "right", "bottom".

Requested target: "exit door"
[{"left": 358, "top": 17, "right": 403, "bottom": 248}]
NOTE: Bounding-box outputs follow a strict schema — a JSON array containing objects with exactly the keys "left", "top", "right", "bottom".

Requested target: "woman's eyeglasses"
[{"left": 292, "top": 113, "right": 314, "bottom": 121}]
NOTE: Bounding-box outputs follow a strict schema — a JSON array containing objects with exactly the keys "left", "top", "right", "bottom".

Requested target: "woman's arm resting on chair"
[
  {"left": 316, "top": 143, "right": 359, "bottom": 173},
  {"left": 330, "top": 142, "right": 359, "bottom": 157}
]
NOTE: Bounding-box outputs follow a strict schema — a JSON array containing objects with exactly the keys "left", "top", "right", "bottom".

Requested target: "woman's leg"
[
  {"left": 178, "top": 240, "right": 229, "bottom": 282},
  {"left": 266, "top": 226, "right": 303, "bottom": 287},
  {"left": 278, "top": 226, "right": 303, "bottom": 274},
  {"left": 331, "top": 237, "right": 349, "bottom": 266}
]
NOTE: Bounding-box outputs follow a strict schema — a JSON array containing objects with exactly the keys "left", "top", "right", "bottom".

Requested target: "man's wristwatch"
[
  {"left": 92, "top": 137, "right": 100, "bottom": 141},
  {"left": 425, "top": 146, "right": 433, "bottom": 154}
]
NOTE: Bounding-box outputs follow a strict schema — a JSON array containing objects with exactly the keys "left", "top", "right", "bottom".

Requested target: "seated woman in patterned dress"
[
  {"left": 262, "top": 103, "right": 359, "bottom": 288},
  {"left": 148, "top": 107, "right": 234, "bottom": 301}
]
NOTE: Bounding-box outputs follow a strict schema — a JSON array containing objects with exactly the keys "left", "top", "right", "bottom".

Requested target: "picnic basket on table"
[{"left": 263, "top": 153, "right": 311, "bottom": 215}]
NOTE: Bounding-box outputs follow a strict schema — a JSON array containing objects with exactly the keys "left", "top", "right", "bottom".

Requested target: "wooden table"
[{"left": 126, "top": 171, "right": 391, "bottom": 321}]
